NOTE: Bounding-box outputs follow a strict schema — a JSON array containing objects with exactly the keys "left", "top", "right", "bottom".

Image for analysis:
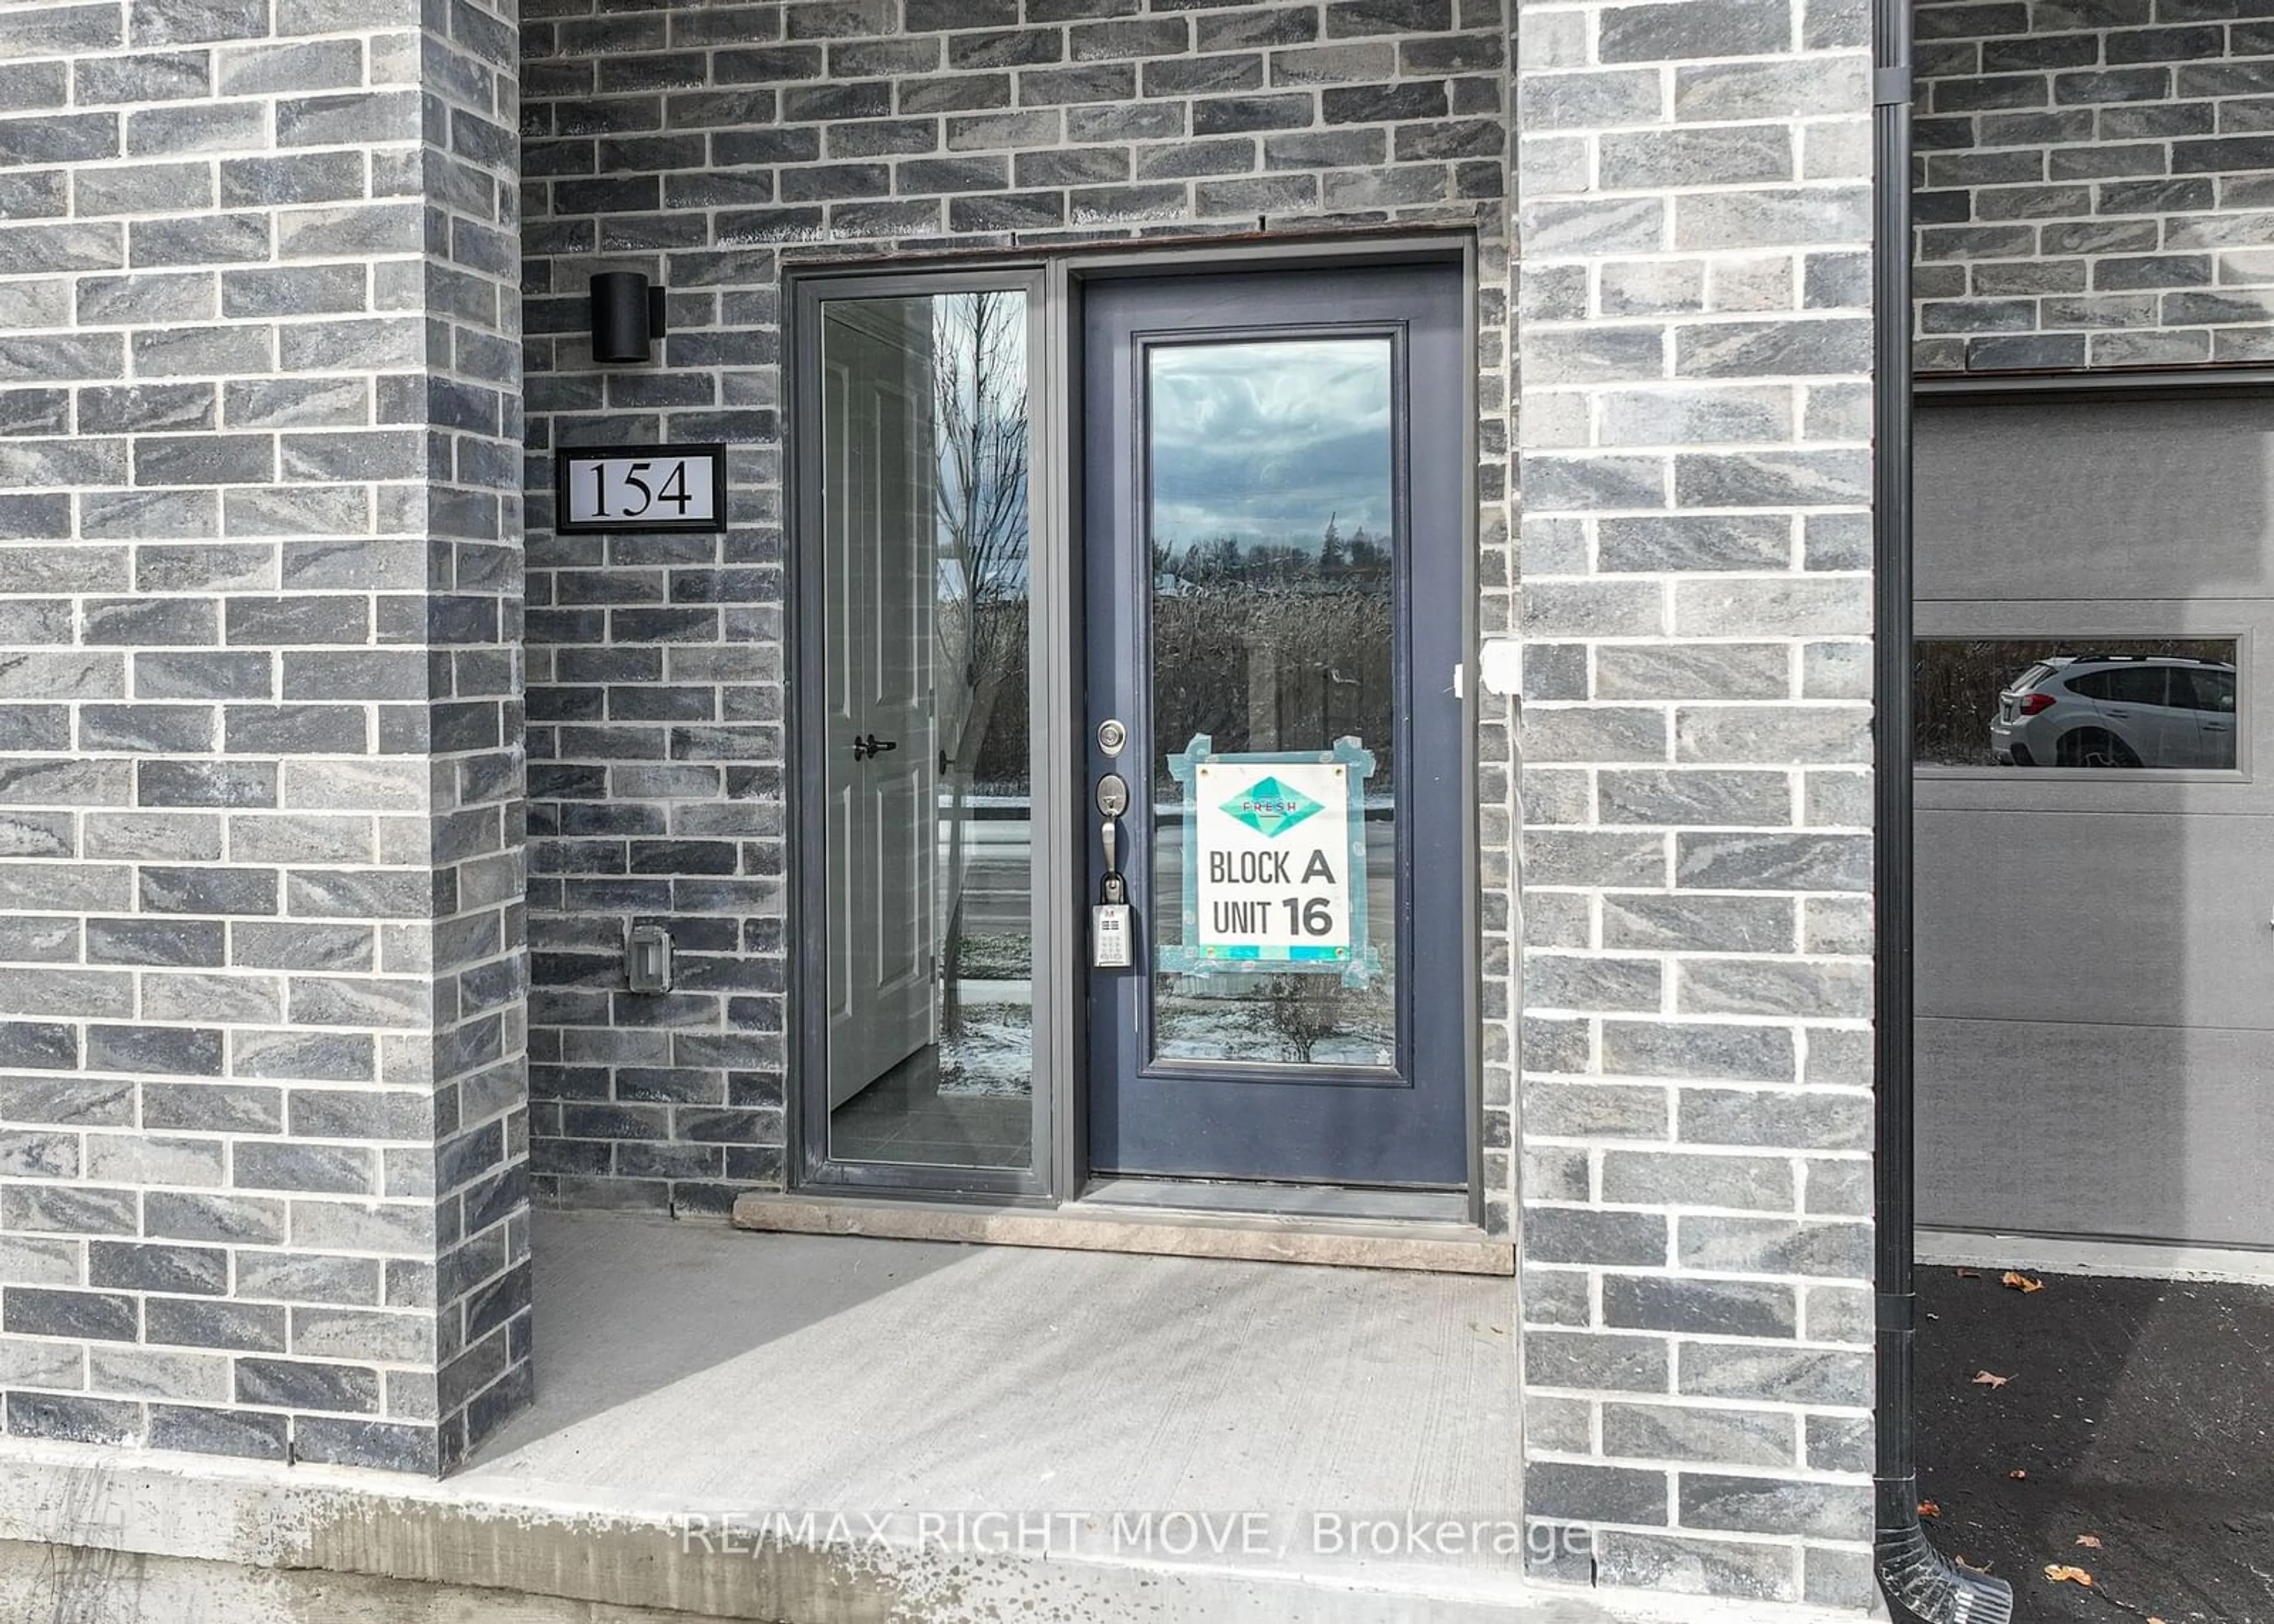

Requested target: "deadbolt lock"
[{"left": 1097, "top": 718, "right": 1127, "bottom": 757}]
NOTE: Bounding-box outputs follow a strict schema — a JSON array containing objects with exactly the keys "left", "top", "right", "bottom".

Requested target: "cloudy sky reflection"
[{"left": 1148, "top": 338, "right": 1393, "bottom": 551}]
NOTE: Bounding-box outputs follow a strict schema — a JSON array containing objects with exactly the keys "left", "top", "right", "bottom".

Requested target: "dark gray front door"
[{"left": 1083, "top": 265, "right": 1467, "bottom": 1187}]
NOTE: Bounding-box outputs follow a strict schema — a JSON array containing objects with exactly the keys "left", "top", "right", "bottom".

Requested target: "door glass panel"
[
  {"left": 1914, "top": 637, "right": 2239, "bottom": 769},
  {"left": 819, "top": 290, "right": 1033, "bottom": 1169},
  {"left": 1144, "top": 337, "right": 1399, "bottom": 1070}
]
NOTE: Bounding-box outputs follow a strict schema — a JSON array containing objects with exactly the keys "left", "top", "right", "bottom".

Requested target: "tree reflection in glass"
[
  {"left": 1145, "top": 338, "right": 1402, "bottom": 1071},
  {"left": 823, "top": 291, "right": 1035, "bottom": 1170}
]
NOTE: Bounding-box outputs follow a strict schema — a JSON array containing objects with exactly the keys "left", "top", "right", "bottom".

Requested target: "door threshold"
[
  {"left": 731, "top": 1191, "right": 1513, "bottom": 1275},
  {"left": 1080, "top": 1175, "right": 1470, "bottom": 1225}
]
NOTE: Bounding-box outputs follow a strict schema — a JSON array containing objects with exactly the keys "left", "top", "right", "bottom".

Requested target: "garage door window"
[{"left": 1915, "top": 638, "right": 2241, "bottom": 770}]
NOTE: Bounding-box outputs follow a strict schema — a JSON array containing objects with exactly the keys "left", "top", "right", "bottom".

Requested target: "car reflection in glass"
[{"left": 1989, "top": 654, "right": 2237, "bottom": 769}]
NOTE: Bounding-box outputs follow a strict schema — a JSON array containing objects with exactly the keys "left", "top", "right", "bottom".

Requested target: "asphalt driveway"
[{"left": 1914, "top": 1268, "right": 2274, "bottom": 1624}]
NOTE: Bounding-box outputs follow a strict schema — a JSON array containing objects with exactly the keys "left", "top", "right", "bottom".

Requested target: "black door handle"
[{"left": 851, "top": 734, "right": 899, "bottom": 761}]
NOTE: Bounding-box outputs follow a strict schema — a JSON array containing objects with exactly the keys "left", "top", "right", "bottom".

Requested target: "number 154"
[{"left": 588, "top": 459, "right": 695, "bottom": 519}]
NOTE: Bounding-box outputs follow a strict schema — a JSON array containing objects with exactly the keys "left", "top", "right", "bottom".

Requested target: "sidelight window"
[{"left": 804, "top": 284, "right": 1041, "bottom": 1182}]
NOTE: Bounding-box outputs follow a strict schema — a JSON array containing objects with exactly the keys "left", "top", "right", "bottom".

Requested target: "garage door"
[{"left": 1913, "top": 393, "right": 2274, "bottom": 1252}]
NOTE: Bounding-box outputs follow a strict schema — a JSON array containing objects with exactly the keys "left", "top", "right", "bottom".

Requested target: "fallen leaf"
[
  {"left": 1918, "top": 1500, "right": 1941, "bottom": 1519},
  {"left": 1973, "top": 1370, "right": 2011, "bottom": 1388},
  {"left": 2009, "top": 1469, "right": 2029, "bottom": 1480},
  {"left": 1955, "top": 1554, "right": 1992, "bottom": 1574},
  {"left": 1957, "top": 1268, "right": 1981, "bottom": 1278},
  {"left": 2075, "top": 1533, "right": 2102, "bottom": 1549},
  {"left": 2003, "top": 1270, "right": 2046, "bottom": 1293},
  {"left": 2044, "top": 1564, "right": 2094, "bottom": 1587}
]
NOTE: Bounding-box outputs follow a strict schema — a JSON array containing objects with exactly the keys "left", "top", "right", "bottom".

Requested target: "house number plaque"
[{"left": 555, "top": 443, "right": 728, "bottom": 534}]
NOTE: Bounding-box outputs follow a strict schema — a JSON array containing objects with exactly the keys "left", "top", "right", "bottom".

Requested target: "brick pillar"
[
  {"left": 0, "top": 0, "right": 527, "bottom": 1472},
  {"left": 1511, "top": 0, "right": 1881, "bottom": 1607}
]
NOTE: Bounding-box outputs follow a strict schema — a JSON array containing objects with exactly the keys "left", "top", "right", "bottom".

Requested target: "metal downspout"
[{"left": 1869, "top": 0, "right": 2015, "bottom": 1617}]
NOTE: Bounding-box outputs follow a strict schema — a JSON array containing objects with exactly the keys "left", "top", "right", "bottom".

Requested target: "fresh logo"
[{"left": 1221, "top": 776, "right": 1322, "bottom": 838}]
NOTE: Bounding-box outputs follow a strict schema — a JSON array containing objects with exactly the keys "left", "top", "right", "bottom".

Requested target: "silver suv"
[{"left": 1989, "top": 654, "right": 2237, "bottom": 769}]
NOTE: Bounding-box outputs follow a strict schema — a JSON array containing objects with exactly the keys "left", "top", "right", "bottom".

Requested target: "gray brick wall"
[
  {"left": 0, "top": 0, "right": 528, "bottom": 1472},
  {"left": 1511, "top": 0, "right": 1881, "bottom": 1605},
  {"left": 517, "top": 0, "right": 1520, "bottom": 1228},
  {"left": 1915, "top": 0, "right": 2274, "bottom": 371},
  {"left": 519, "top": 3, "right": 1883, "bottom": 1606},
  {"left": 0, "top": 2, "right": 1896, "bottom": 1602}
]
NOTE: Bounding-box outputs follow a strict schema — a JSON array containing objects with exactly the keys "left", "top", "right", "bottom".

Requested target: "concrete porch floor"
[
  {"left": 0, "top": 1211, "right": 1868, "bottom": 1623},
  {"left": 473, "top": 1209, "right": 1523, "bottom": 1524}
]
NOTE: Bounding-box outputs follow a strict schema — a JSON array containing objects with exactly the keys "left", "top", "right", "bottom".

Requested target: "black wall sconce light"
[{"left": 590, "top": 271, "right": 667, "bottom": 364}]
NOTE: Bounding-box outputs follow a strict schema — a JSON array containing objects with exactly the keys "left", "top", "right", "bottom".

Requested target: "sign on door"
[
  {"left": 1163, "top": 735, "right": 1377, "bottom": 985},
  {"left": 1195, "top": 761, "right": 1352, "bottom": 963}
]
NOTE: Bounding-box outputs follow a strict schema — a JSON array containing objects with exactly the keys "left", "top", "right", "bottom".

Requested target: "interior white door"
[{"left": 823, "top": 303, "right": 937, "bottom": 1110}]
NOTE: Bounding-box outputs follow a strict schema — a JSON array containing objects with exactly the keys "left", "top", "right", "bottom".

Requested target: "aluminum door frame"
[{"left": 786, "top": 236, "right": 1483, "bottom": 1223}]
